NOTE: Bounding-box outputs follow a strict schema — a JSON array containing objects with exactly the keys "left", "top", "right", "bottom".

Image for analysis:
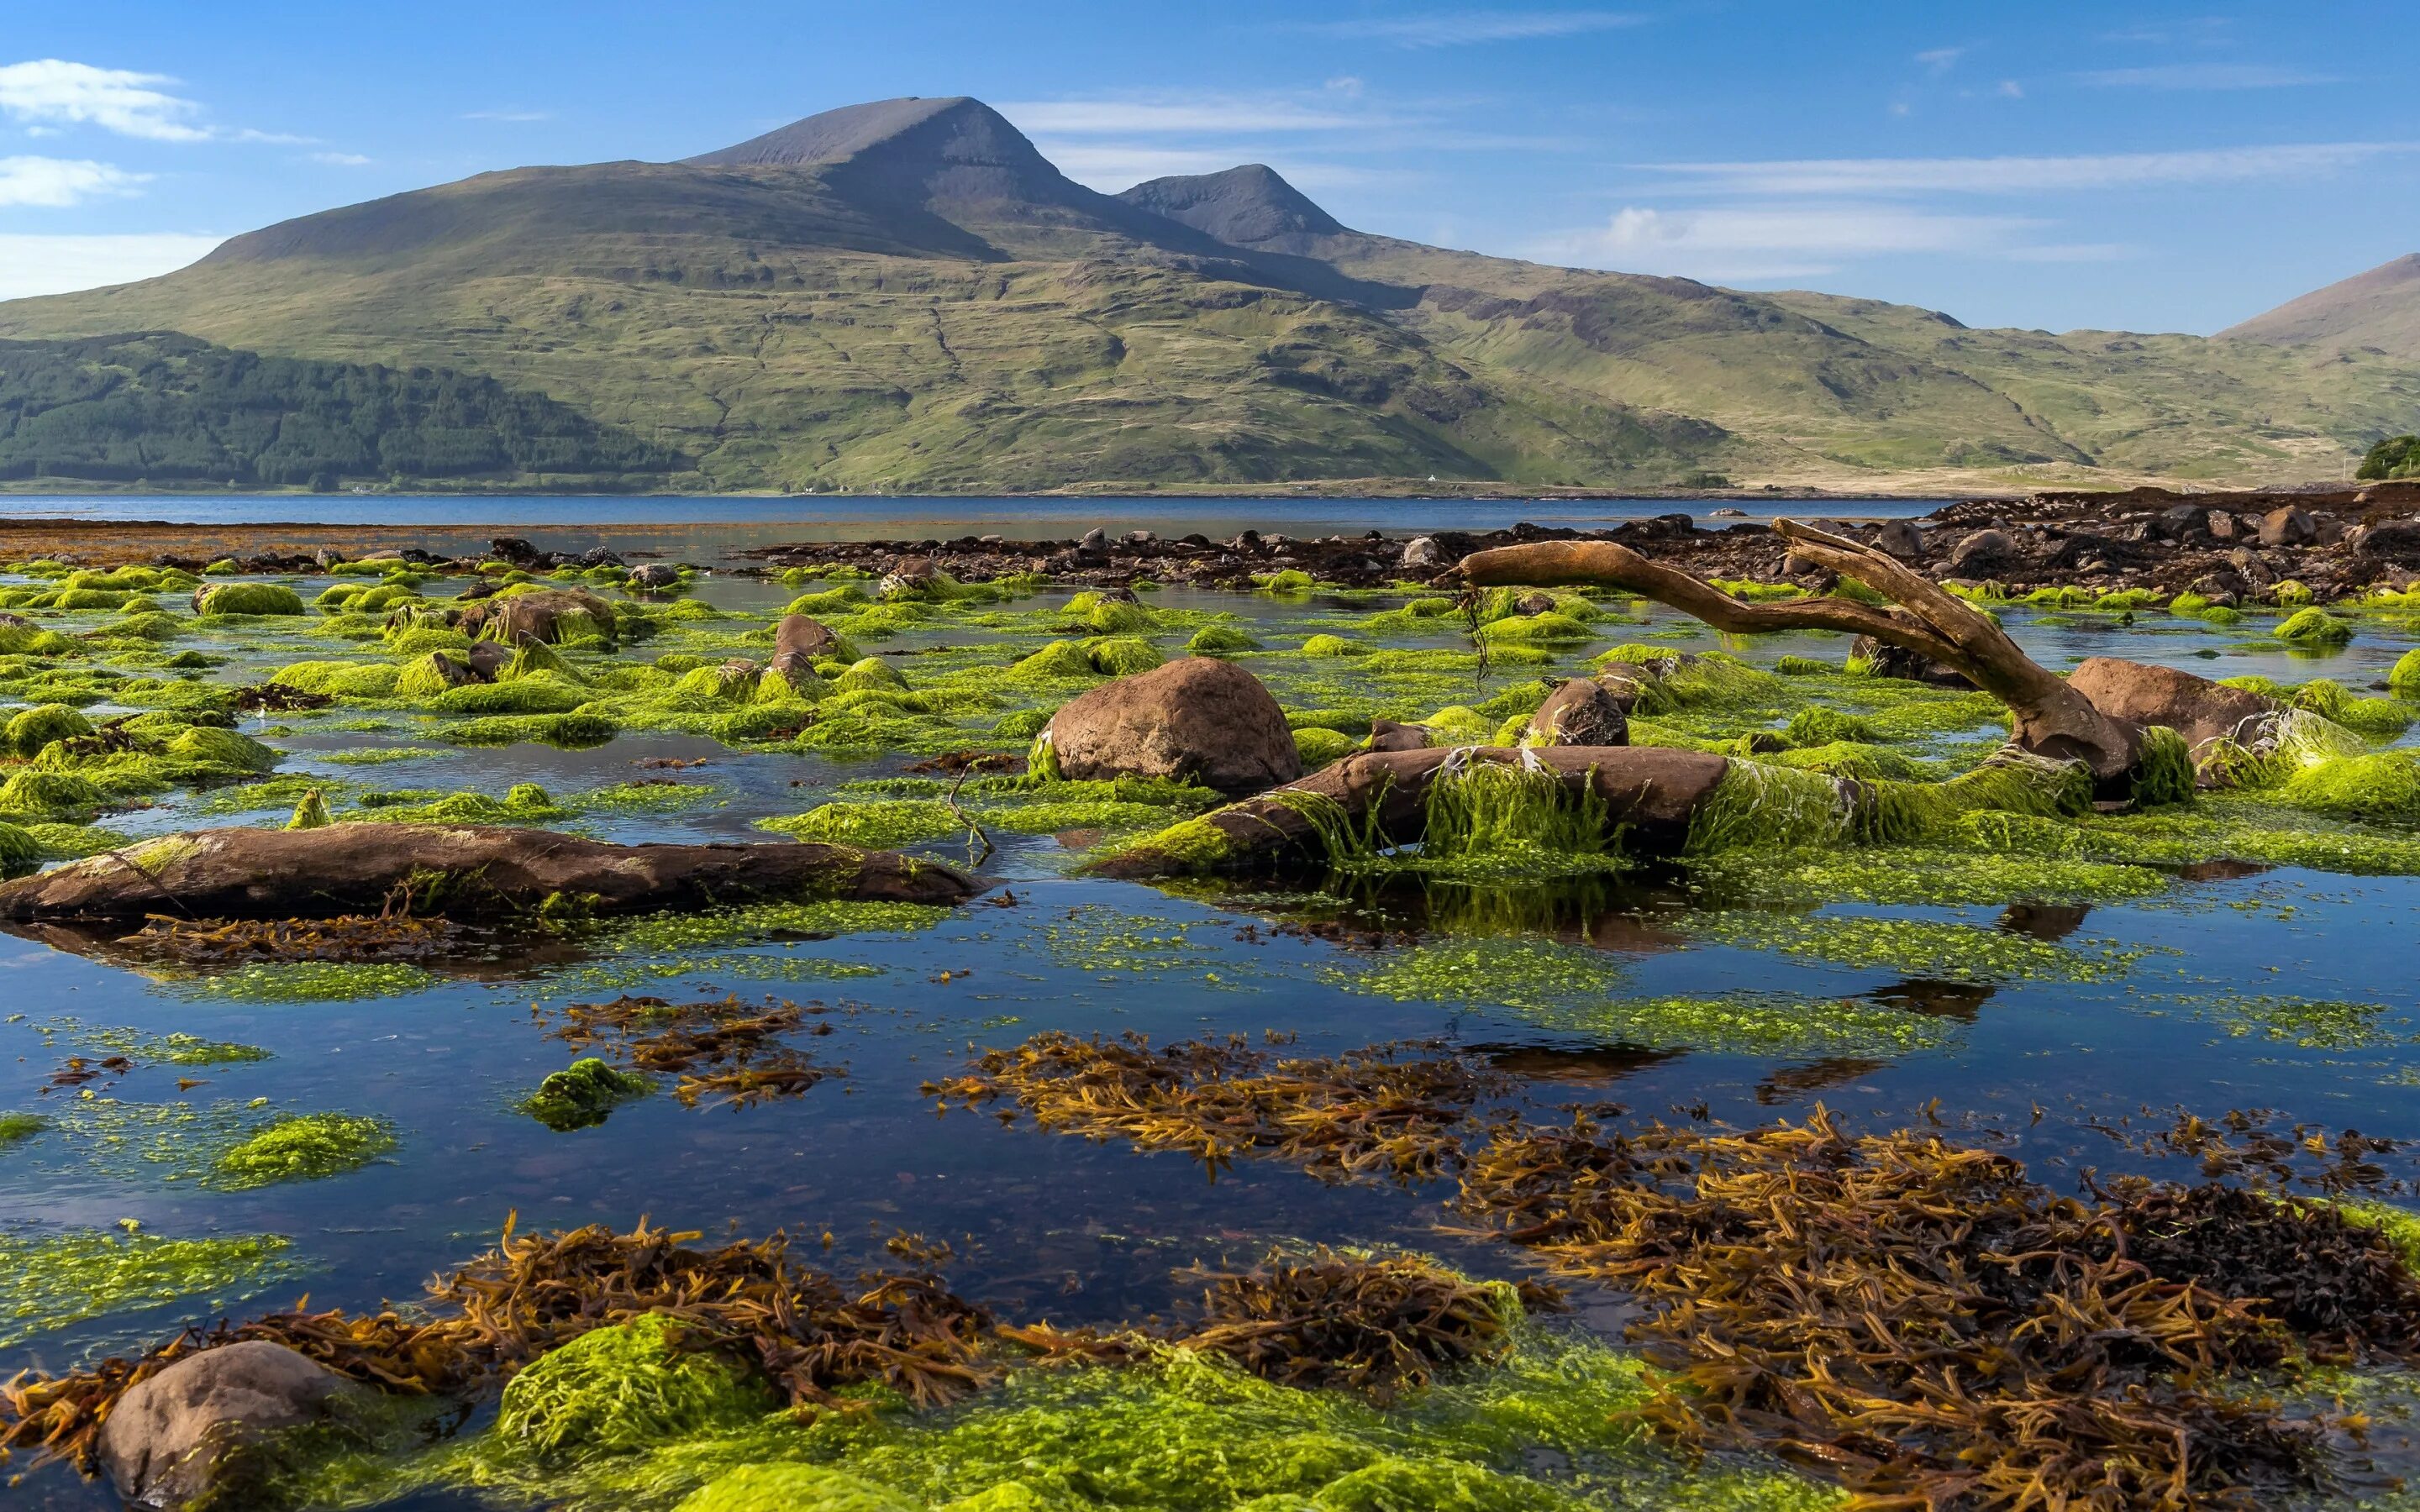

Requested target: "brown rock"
[
  {"left": 2207, "top": 512, "right": 2240, "bottom": 541},
  {"left": 2227, "top": 546, "right": 2277, "bottom": 587},
  {"left": 1526, "top": 679, "right": 1631, "bottom": 747},
  {"left": 463, "top": 641, "right": 513, "bottom": 680},
  {"left": 0, "top": 824, "right": 976, "bottom": 923},
  {"left": 1364, "top": 719, "right": 1432, "bottom": 753},
  {"left": 2352, "top": 519, "right": 2420, "bottom": 562},
  {"left": 2258, "top": 507, "right": 2316, "bottom": 548},
  {"left": 1043, "top": 657, "right": 1301, "bottom": 795},
  {"left": 768, "top": 613, "right": 843, "bottom": 689},
  {"left": 1513, "top": 591, "right": 1558, "bottom": 616},
  {"left": 1849, "top": 634, "right": 1974, "bottom": 687},
  {"left": 1870, "top": 519, "right": 1924, "bottom": 558},
  {"left": 1946, "top": 529, "right": 2015, "bottom": 575},
  {"left": 2068, "top": 657, "right": 2277, "bottom": 759},
  {"left": 457, "top": 588, "right": 616, "bottom": 647},
  {"left": 99, "top": 1341, "right": 354, "bottom": 1509}
]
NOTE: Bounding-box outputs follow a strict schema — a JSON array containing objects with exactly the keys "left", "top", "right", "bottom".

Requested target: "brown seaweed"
[{"left": 544, "top": 994, "right": 839, "bottom": 1110}]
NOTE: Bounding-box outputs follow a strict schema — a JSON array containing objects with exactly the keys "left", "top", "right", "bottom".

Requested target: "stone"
[
  {"left": 1870, "top": 519, "right": 1924, "bottom": 558},
  {"left": 1526, "top": 679, "right": 1630, "bottom": 748},
  {"left": 457, "top": 588, "right": 616, "bottom": 647},
  {"left": 2351, "top": 519, "right": 2420, "bottom": 563},
  {"left": 2311, "top": 512, "right": 2347, "bottom": 547},
  {"left": 1946, "top": 529, "right": 2015, "bottom": 575},
  {"left": 1078, "top": 528, "right": 1109, "bottom": 552},
  {"left": 1042, "top": 658, "right": 1300, "bottom": 795},
  {"left": 1513, "top": 591, "right": 1558, "bottom": 616},
  {"left": 628, "top": 562, "right": 681, "bottom": 589},
  {"left": 1707, "top": 507, "right": 1748, "bottom": 518},
  {"left": 2257, "top": 507, "right": 2316, "bottom": 548},
  {"left": 313, "top": 547, "right": 345, "bottom": 570},
  {"left": 2068, "top": 657, "right": 2278, "bottom": 759},
  {"left": 579, "top": 547, "right": 624, "bottom": 569},
  {"left": 2158, "top": 505, "right": 2212, "bottom": 540},
  {"left": 1399, "top": 536, "right": 1444, "bottom": 569},
  {"left": 1124, "top": 529, "right": 1156, "bottom": 545},
  {"left": 2207, "top": 512, "right": 2240, "bottom": 541},
  {"left": 2226, "top": 547, "right": 2276, "bottom": 587},
  {"left": 1850, "top": 634, "right": 1973, "bottom": 687},
  {"left": 98, "top": 1341, "right": 354, "bottom": 1509},
  {"left": 2185, "top": 573, "right": 2243, "bottom": 607},
  {"left": 1364, "top": 719, "right": 1431, "bottom": 753},
  {"left": 462, "top": 641, "right": 513, "bottom": 680},
  {"left": 877, "top": 555, "right": 939, "bottom": 598}
]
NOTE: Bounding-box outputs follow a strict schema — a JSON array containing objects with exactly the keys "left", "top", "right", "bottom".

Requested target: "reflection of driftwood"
[
  {"left": 0, "top": 824, "right": 976, "bottom": 922},
  {"left": 1458, "top": 522, "right": 2149, "bottom": 782},
  {"left": 1087, "top": 746, "right": 1728, "bottom": 879}
]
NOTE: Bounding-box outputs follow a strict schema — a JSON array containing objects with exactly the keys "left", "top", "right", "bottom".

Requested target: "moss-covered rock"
[
  {"left": 196, "top": 582, "right": 307, "bottom": 617},
  {"left": 3, "top": 702, "right": 92, "bottom": 757},
  {"left": 497, "top": 1314, "right": 775, "bottom": 1458}
]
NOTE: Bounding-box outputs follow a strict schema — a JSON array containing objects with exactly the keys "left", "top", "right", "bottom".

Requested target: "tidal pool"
[{"left": 3, "top": 539, "right": 2419, "bottom": 1509}]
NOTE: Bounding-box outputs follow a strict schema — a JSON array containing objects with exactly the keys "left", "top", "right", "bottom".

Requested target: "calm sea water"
[{"left": 3, "top": 511, "right": 2414, "bottom": 1509}]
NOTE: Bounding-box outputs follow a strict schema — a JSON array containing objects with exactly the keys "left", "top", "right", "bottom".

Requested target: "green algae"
[
  {"left": 2199, "top": 995, "right": 2400, "bottom": 1051},
  {"left": 0, "top": 1227, "right": 295, "bottom": 1350},
  {"left": 450, "top": 711, "right": 621, "bottom": 748},
  {"left": 3, "top": 701, "right": 92, "bottom": 755},
  {"left": 1495, "top": 992, "right": 1955, "bottom": 1059},
  {"left": 1294, "top": 727, "right": 1357, "bottom": 767},
  {"left": 273, "top": 659, "right": 404, "bottom": 699},
  {"left": 1338, "top": 937, "right": 1631, "bottom": 1014},
  {"left": 430, "top": 672, "right": 593, "bottom": 714},
  {"left": 197, "top": 581, "right": 307, "bottom": 617},
  {"left": 1686, "top": 844, "right": 2169, "bottom": 908},
  {"left": 2275, "top": 750, "right": 2420, "bottom": 823},
  {"left": 602, "top": 900, "right": 950, "bottom": 955},
  {"left": 1187, "top": 624, "right": 1263, "bottom": 655},
  {"left": 160, "top": 961, "right": 443, "bottom": 1002},
  {"left": 500, "top": 1313, "right": 779, "bottom": 1459},
  {"left": 214, "top": 1113, "right": 396, "bottom": 1189},
  {"left": 523, "top": 1058, "right": 657, "bottom": 1131},
  {"left": 760, "top": 801, "right": 965, "bottom": 848},
  {"left": 2273, "top": 607, "right": 2353, "bottom": 644},
  {"left": 292, "top": 1315, "right": 1837, "bottom": 1512},
  {"left": 0, "top": 1112, "right": 45, "bottom": 1147},
  {"left": 1086, "top": 637, "right": 1164, "bottom": 676},
  {"left": 0, "top": 818, "right": 38, "bottom": 872},
  {"left": 1687, "top": 911, "right": 2145, "bottom": 983}
]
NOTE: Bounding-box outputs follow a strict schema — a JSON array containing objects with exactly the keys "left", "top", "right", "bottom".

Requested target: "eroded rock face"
[
  {"left": 2068, "top": 657, "right": 2277, "bottom": 757},
  {"left": 1044, "top": 657, "right": 1301, "bottom": 795},
  {"left": 458, "top": 588, "right": 617, "bottom": 647},
  {"left": 0, "top": 824, "right": 976, "bottom": 922},
  {"left": 99, "top": 1341, "right": 353, "bottom": 1509},
  {"left": 1526, "top": 678, "right": 1631, "bottom": 747}
]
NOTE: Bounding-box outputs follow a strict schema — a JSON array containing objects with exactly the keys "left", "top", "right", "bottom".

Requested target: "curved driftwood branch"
[{"left": 1456, "top": 522, "right": 2145, "bottom": 782}]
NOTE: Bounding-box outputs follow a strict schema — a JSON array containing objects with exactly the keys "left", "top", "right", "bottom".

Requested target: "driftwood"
[
  {"left": 1087, "top": 746, "right": 1728, "bottom": 879},
  {"left": 0, "top": 824, "right": 976, "bottom": 923},
  {"left": 1457, "top": 522, "right": 2260, "bottom": 788}
]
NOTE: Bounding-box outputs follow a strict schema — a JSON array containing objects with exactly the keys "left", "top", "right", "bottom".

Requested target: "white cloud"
[
  {"left": 0, "top": 155, "right": 147, "bottom": 207},
  {"left": 1530, "top": 202, "right": 2050, "bottom": 281},
  {"left": 1997, "top": 80, "right": 2024, "bottom": 99},
  {"left": 2074, "top": 63, "right": 2331, "bottom": 90},
  {"left": 308, "top": 150, "right": 371, "bottom": 165},
  {"left": 1001, "top": 98, "right": 1381, "bottom": 134},
  {"left": 0, "top": 60, "right": 208, "bottom": 141},
  {"left": 1304, "top": 10, "right": 1646, "bottom": 47},
  {"left": 1915, "top": 47, "right": 1965, "bottom": 73},
  {"left": 1628, "top": 142, "right": 2416, "bottom": 196},
  {"left": 0, "top": 231, "right": 220, "bottom": 299},
  {"left": 462, "top": 108, "right": 552, "bottom": 123}
]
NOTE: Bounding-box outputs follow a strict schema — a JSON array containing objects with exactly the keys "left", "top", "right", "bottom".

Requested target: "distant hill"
[
  {"left": 2, "top": 95, "right": 2414, "bottom": 493},
  {"left": 0, "top": 332, "right": 686, "bottom": 488},
  {"left": 2221, "top": 254, "right": 2420, "bottom": 360}
]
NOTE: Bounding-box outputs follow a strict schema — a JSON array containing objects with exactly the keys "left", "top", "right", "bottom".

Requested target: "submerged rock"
[
  {"left": 0, "top": 824, "right": 976, "bottom": 923},
  {"left": 98, "top": 1341, "right": 357, "bottom": 1509},
  {"left": 1043, "top": 658, "right": 1301, "bottom": 795}
]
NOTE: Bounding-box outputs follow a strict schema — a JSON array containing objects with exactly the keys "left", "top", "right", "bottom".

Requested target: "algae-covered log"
[
  {"left": 0, "top": 823, "right": 974, "bottom": 922},
  {"left": 1086, "top": 746, "right": 1728, "bottom": 879},
  {"left": 1458, "top": 521, "right": 2156, "bottom": 784}
]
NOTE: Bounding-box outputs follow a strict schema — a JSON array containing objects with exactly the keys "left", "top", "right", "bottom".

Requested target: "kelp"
[{"left": 544, "top": 995, "right": 840, "bottom": 1110}]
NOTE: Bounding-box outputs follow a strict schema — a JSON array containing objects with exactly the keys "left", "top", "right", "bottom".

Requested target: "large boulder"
[
  {"left": 459, "top": 588, "right": 616, "bottom": 647},
  {"left": 1946, "top": 529, "right": 2015, "bottom": 575},
  {"left": 1043, "top": 658, "right": 1300, "bottom": 795},
  {"left": 1526, "top": 678, "right": 1631, "bottom": 747},
  {"left": 2258, "top": 506, "right": 2316, "bottom": 548},
  {"left": 98, "top": 1341, "right": 355, "bottom": 1509},
  {"left": 2351, "top": 519, "right": 2420, "bottom": 563},
  {"left": 1870, "top": 519, "right": 1924, "bottom": 559},
  {"left": 767, "top": 613, "right": 843, "bottom": 690},
  {"left": 2068, "top": 657, "right": 2277, "bottom": 757}
]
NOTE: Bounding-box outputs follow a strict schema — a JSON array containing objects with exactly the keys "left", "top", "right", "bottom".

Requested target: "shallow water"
[{"left": 4, "top": 534, "right": 2418, "bottom": 1509}]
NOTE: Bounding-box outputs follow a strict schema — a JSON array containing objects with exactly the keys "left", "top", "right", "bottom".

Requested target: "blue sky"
[{"left": 2, "top": 1, "right": 2412, "bottom": 332}]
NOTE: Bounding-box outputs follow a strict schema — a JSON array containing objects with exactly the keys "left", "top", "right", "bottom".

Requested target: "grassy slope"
[{"left": 1, "top": 160, "right": 2411, "bottom": 491}]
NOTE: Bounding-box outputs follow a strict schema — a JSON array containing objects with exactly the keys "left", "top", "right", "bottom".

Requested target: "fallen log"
[
  {"left": 1456, "top": 521, "right": 2274, "bottom": 792},
  {"left": 1086, "top": 746, "right": 1730, "bottom": 879},
  {"left": 0, "top": 824, "right": 976, "bottom": 923}
]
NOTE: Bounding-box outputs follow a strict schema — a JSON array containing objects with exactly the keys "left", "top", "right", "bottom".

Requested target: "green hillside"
[
  {"left": 1, "top": 95, "right": 2412, "bottom": 493},
  {"left": 0, "top": 332, "right": 687, "bottom": 489}
]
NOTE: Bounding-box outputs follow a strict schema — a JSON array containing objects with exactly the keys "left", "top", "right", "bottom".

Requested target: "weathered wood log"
[
  {"left": 1086, "top": 746, "right": 1729, "bottom": 879},
  {"left": 0, "top": 824, "right": 976, "bottom": 922},
  {"left": 1456, "top": 522, "right": 2270, "bottom": 790}
]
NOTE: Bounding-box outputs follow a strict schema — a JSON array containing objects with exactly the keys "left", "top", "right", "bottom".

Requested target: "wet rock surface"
[
  {"left": 97, "top": 1341, "right": 355, "bottom": 1508},
  {"left": 1044, "top": 658, "right": 1301, "bottom": 795}
]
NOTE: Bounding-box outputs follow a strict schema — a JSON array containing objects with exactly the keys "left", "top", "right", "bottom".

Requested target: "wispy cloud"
[
  {"left": 462, "top": 108, "right": 552, "bottom": 123},
  {"left": 1627, "top": 142, "right": 2416, "bottom": 196},
  {"left": 0, "top": 60, "right": 208, "bottom": 141},
  {"left": 0, "top": 155, "right": 148, "bottom": 207},
  {"left": 1915, "top": 46, "right": 1965, "bottom": 73},
  {"left": 306, "top": 150, "right": 371, "bottom": 166},
  {"left": 2073, "top": 63, "right": 2335, "bottom": 89},
  {"left": 1531, "top": 202, "right": 2051, "bottom": 280},
  {"left": 0, "top": 231, "right": 218, "bottom": 298},
  {"left": 1302, "top": 10, "right": 1646, "bottom": 47}
]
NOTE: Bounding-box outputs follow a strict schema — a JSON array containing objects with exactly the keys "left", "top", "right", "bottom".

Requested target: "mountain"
[
  {"left": 3, "top": 95, "right": 2414, "bottom": 493},
  {"left": 2221, "top": 254, "right": 2420, "bottom": 360}
]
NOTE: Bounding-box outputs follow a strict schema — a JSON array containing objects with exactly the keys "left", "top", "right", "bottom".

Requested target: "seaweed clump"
[
  {"left": 522, "top": 1058, "right": 656, "bottom": 1131},
  {"left": 213, "top": 1113, "right": 395, "bottom": 1189},
  {"left": 546, "top": 995, "right": 839, "bottom": 1110}
]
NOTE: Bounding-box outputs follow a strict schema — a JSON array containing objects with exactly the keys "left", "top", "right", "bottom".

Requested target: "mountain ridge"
[
  {"left": 2221, "top": 253, "right": 2420, "bottom": 360},
  {"left": 2, "top": 94, "right": 2411, "bottom": 493}
]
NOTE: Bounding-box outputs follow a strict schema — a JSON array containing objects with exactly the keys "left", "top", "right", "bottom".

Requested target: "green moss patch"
[
  {"left": 523, "top": 1058, "right": 657, "bottom": 1131},
  {"left": 213, "top": 1113, "right": 396, "bottom": 1189},
  {"left": 0, "top": 1227, "right": 294, "bottom": 1349}
]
